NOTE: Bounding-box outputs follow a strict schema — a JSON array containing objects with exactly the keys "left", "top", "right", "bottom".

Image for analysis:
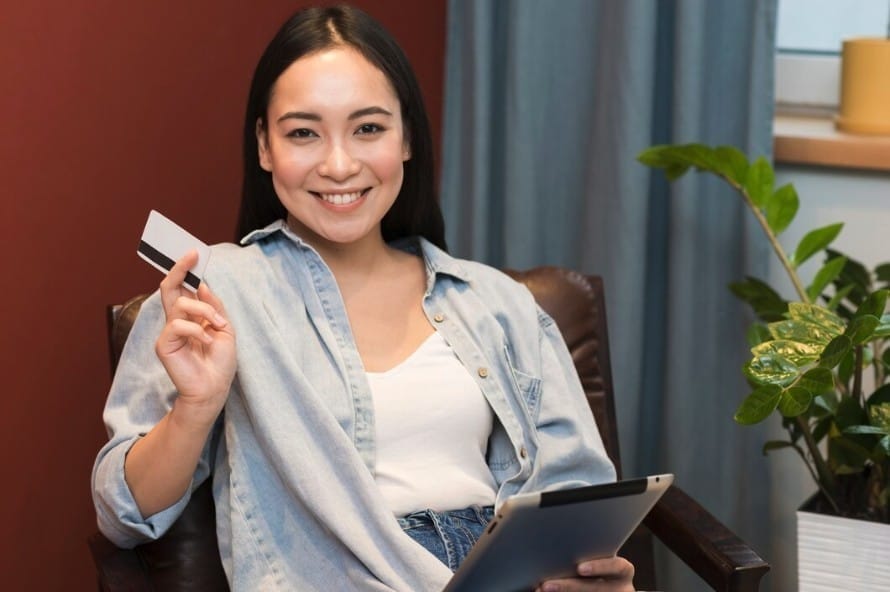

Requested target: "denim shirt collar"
[{"left": 239, "top": 218, "right": 471, "bottom": 291}]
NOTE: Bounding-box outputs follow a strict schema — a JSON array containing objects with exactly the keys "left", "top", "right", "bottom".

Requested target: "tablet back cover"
[{"left": 443, "top": 474, "right": 672, "bottom": 592}]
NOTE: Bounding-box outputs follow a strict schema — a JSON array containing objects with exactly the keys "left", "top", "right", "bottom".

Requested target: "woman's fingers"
[
  {"left": 157, "top": 318, "right": 214, "bottom": 355},
  {"left": 196, "top": 283, "right": 230, "bottom": 329},
  {"left": 170, "top": 294, "right": 228, "bottom": 330},
  {"left": 535, "top": 556, "right": 635, "bottom": 592},
  {"left": 577, "top": 556, "right": 634, "bottom": 580},
  {"left": 160, "top": 250, "right": 200, "bottom": 315}
]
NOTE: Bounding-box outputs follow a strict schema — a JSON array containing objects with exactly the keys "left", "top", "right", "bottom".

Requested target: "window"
[{"left": 775, "top": 0, "right": 889, "bottom": 112}]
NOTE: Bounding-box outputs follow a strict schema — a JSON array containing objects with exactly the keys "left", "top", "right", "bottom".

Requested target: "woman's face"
[{"left": 257, "top": 46, "right": 410, "bottom": 250}]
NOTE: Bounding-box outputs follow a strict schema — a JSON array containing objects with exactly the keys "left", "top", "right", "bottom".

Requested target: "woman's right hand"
[{"left": 156, "top": 251, "right": 236, "bottom": 427}]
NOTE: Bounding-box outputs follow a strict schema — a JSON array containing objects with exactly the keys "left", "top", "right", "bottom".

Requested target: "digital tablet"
[{"left": 443, "top": 474, "right": 673, "bottom": 592}]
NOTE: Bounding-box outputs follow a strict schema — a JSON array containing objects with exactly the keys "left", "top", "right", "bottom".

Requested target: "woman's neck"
[{"left": 285, "top": 217, "right": 397, "bottom": 285}]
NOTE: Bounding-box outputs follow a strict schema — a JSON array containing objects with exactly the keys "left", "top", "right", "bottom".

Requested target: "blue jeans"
[{"left": 398, "top": 506, "right": 495, "bottom": 571}]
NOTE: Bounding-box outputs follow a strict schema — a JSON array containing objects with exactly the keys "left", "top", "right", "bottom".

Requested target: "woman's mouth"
[{"left": 311, "top": 188, "right": 370, "bottom": 206}]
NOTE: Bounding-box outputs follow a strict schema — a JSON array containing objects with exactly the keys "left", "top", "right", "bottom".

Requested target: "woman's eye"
[
  {"left": 356, "top": 123, "right": 384, "bottom": 135},
  {"left": 287, "top": 128, "right": 317, "bottom": 139}
]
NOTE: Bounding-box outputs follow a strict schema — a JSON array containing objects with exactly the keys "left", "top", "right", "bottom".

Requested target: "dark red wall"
[{"left": 0, "top": 1, "right": 446, "bottom": 588}]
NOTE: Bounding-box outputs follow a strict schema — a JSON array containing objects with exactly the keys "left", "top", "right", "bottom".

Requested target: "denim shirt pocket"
[{"left": 503, "top": 343, "right": 542, "bottom": 423}]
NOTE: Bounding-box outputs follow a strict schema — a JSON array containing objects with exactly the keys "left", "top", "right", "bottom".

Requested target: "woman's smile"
[{"left": 310, "top": 187, "right": 371, "bottom": 208}]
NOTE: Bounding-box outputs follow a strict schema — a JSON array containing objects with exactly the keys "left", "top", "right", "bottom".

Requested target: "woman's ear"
[
  {"left": 402, "top": 139, "right": 411, "bottom": 162},
  {"left": 256, "top": 118, "right": 272, "bottom": 172}
]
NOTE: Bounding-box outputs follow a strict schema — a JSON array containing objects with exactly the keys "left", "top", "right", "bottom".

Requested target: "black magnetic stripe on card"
[{"left": 137, "top": 240, "right": 201, "bottom": 290}]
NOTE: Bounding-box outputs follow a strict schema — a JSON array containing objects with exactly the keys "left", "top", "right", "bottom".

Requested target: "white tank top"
[{"left": 366, "top": 331, "right": 498, "bottom": 517}]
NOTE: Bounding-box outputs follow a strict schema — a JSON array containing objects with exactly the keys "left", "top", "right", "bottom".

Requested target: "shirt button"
[
  {"left": 519, "top": 446, "right": 528, "bottom": 459},
  {"left": 477, "top": 367, "right": 489, "bottom": 378},
  {"left": 433, "top": 313, "right": 445, "bottom": 323}
]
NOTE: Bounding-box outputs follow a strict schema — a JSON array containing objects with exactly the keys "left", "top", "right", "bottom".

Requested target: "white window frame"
[{"left": 774, "top": 52, "right": 840, "bottom": 114}]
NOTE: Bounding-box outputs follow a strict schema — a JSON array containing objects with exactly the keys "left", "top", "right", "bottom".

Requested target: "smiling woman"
[
  {"left": 91, "top": 5, "right": 631, "bottom": 591},
  {"left": 256, "top": 47, "right": 411, "bottom": 251}
]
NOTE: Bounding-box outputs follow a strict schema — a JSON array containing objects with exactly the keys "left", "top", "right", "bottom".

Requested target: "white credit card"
[{"left": 137, "top": 210, "right": 211, "bottom": 292}]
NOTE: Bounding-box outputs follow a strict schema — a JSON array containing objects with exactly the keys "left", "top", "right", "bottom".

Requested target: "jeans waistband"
[{"left": 397, "top": 505, "right": 495, "bottom": 529}]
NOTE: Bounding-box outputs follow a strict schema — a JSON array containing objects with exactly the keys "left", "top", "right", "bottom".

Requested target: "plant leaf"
[
  {"left": 787, "top": 302, "right": 846, "bottom": 335},
  {"left": 751, "top": 339, "right": 822, "bottom": 366},
  {"left": 843, "top": 425, "right": 889, "bottom": 435},
  {"left": 729, "top": 277, "right": 788, "bottom": 322},
  {"left": 819, "top": 334, "right": 852, "bottom": 368},
  {"left": 828, "top": 249, "right": 872, "bottom": 313},
  {"left": 826, "top": 284, "right": 855, "bottom": 311},
  {"left": 837, "top": 348, "right": 855, "bottom": 389},
  {"left": 744, "top": 157, "right": 774, "bottom": 208},
  {"left": 868, "top": 384, "right": 890, "bottom": 406},
  {"left": 765, "top": 183, "right": 799, "bottom": 236},
  {"left": 746, "top": 323, "right": 772, "bottom": 346},
  {"left": 854, "top": 289, "right": 889, "bottom": 319},
  {"left": 806, "top": 256, "right": 847, "bottom": 302},
  {"left": 637, "top": 146, "right": 691, "bottom": 180},
  {"left": 767, "top": 319, "right": 835, "bottom": 345},
  {"left": 744, "top": 354, "right": 800, "bottom": 386},
  {"left": 812, "top": 415, "right": 832, "bottom": 443},
  {"left": 829, "top": 436, "right": 872, "bottom": 473},
  {"left": 637, "top": 144, "right": 721, "bottom": 179},
  {"left": 797, "top": 367, "right": 835, "bottom": 395},
  {"left": 815, "top": 390, "right": 839, "bottom": 413},
  {"left": 875, "top": 263, "right": 890, "bottom": 283},
  {"left": 835, "top": 395, "right": 867, "bottom": 429},
  {"left": 873, "top": 314, "right": 890, "bottom": 338},
  {"left": 734, "top": 385, "right": 782, "bottom": 425},
  {"left": 845, "top": 315, "right": 880, "bottom": 345},
  {"left": 879, "top": 435, "right": 890, "bottom": 456},
  {"left": 762, "top": 440, "right": 796, "bottom": 455},
  {"left": 792, "top": 223, "right": 844, "bottom": 268},
  {"left": 714, "top": 145, "right": 749, "bottom": 185},
  {"left": 778, "top": 387, "right": 813, "bottom": 417},
  {"left": 869, "top": 403, "right": 890, "bottom": 431}
]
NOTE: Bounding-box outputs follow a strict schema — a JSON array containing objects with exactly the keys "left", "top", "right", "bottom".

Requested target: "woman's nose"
[{"left": 318, "top": 143, "right": 361, "bottom": 180}]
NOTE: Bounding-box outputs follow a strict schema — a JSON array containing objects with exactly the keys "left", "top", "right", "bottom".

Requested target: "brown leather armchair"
[{"left": 89, "top": 268, "right": 769, "bottom": 591}]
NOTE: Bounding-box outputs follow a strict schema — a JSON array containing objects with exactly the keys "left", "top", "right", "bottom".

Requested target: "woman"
[{"left": 92, "top": 6, "right": 633, "bottom": 591}]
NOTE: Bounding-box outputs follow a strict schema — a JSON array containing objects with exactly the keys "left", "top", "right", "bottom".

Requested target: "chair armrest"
[
  {"left": 644, "top": 486, "right": 770, "bottom": 592},
  {"left": 88, "top": 531, "right": 152, "bottom": 592}
]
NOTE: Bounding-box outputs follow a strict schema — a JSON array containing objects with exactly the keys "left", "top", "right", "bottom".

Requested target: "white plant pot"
[{"left": 797, "top": 499, "right": 890, "bottom": 592}]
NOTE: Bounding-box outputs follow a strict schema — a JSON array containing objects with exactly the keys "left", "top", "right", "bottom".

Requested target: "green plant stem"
[
  {"left": 853, "top": 345, "right": 863, "bottom": 405},
  {"left": 727, "top": 178, "right": 811, "bottom": 304},
  {"left": 796, "top": 415, "right": 839, "bottom": 508},
  {"left": 789, "top": 439, "right": 841, "bottom": 515}
]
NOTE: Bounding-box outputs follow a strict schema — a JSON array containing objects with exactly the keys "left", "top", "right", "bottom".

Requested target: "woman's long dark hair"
[{"left": 236, "top": 5, "right": 446, "bottom": 250}]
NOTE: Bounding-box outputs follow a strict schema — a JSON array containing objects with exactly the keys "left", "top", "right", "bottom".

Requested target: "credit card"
[{"left": 137, "top": 210, "right": 211, "bottom": 292}]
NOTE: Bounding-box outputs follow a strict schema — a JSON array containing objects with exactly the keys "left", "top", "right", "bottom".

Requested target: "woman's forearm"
[{"left": 124, "top": 400, "right": 218, "bottom": 518}]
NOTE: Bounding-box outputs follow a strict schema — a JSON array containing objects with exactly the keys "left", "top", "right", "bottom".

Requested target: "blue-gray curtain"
[{"left": 440, "top": 1, "right": 778, "bottom": 589}]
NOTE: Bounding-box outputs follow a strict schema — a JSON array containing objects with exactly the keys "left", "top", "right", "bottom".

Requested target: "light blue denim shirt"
[{"left": 92, "top": 220, "right": 616, "bottom": 591}]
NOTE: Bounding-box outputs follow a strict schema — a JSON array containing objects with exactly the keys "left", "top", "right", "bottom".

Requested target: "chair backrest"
[{"left": 91, "top": 268, "right": 652, "bottom": 591}]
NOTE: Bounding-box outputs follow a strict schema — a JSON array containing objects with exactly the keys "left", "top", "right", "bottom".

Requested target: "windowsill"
[{"left": 773, "top": 114, "right": 890, "bottom": 172}]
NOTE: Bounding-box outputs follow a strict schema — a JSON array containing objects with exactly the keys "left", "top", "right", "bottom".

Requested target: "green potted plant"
[{"left": 638, "top": 143, "right": 890, "bottom": 586}]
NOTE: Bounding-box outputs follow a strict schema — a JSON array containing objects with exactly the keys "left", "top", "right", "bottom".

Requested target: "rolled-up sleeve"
[{"left": 90, "top": 291, "right": 216, "bottom": 548}]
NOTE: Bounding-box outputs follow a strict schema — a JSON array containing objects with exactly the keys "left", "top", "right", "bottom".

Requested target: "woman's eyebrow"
[
  {"left": 277, "top": 111, "right": 321, "bottom": 123},
  {"left": 348, "top": 106, "right": 392, "bottom": 120},
  {"left": 276, "top": 106, "right": 393, "bottom": 124}
]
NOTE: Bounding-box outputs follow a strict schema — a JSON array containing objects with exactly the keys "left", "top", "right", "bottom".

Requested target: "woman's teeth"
[{"left": 318, "top": 191, "right": 362, "bottom": 205}]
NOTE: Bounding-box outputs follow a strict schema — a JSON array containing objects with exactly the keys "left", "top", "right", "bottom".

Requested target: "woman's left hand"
[{"left": 534, "top": 556, "right": 635, "bottom": 592}]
